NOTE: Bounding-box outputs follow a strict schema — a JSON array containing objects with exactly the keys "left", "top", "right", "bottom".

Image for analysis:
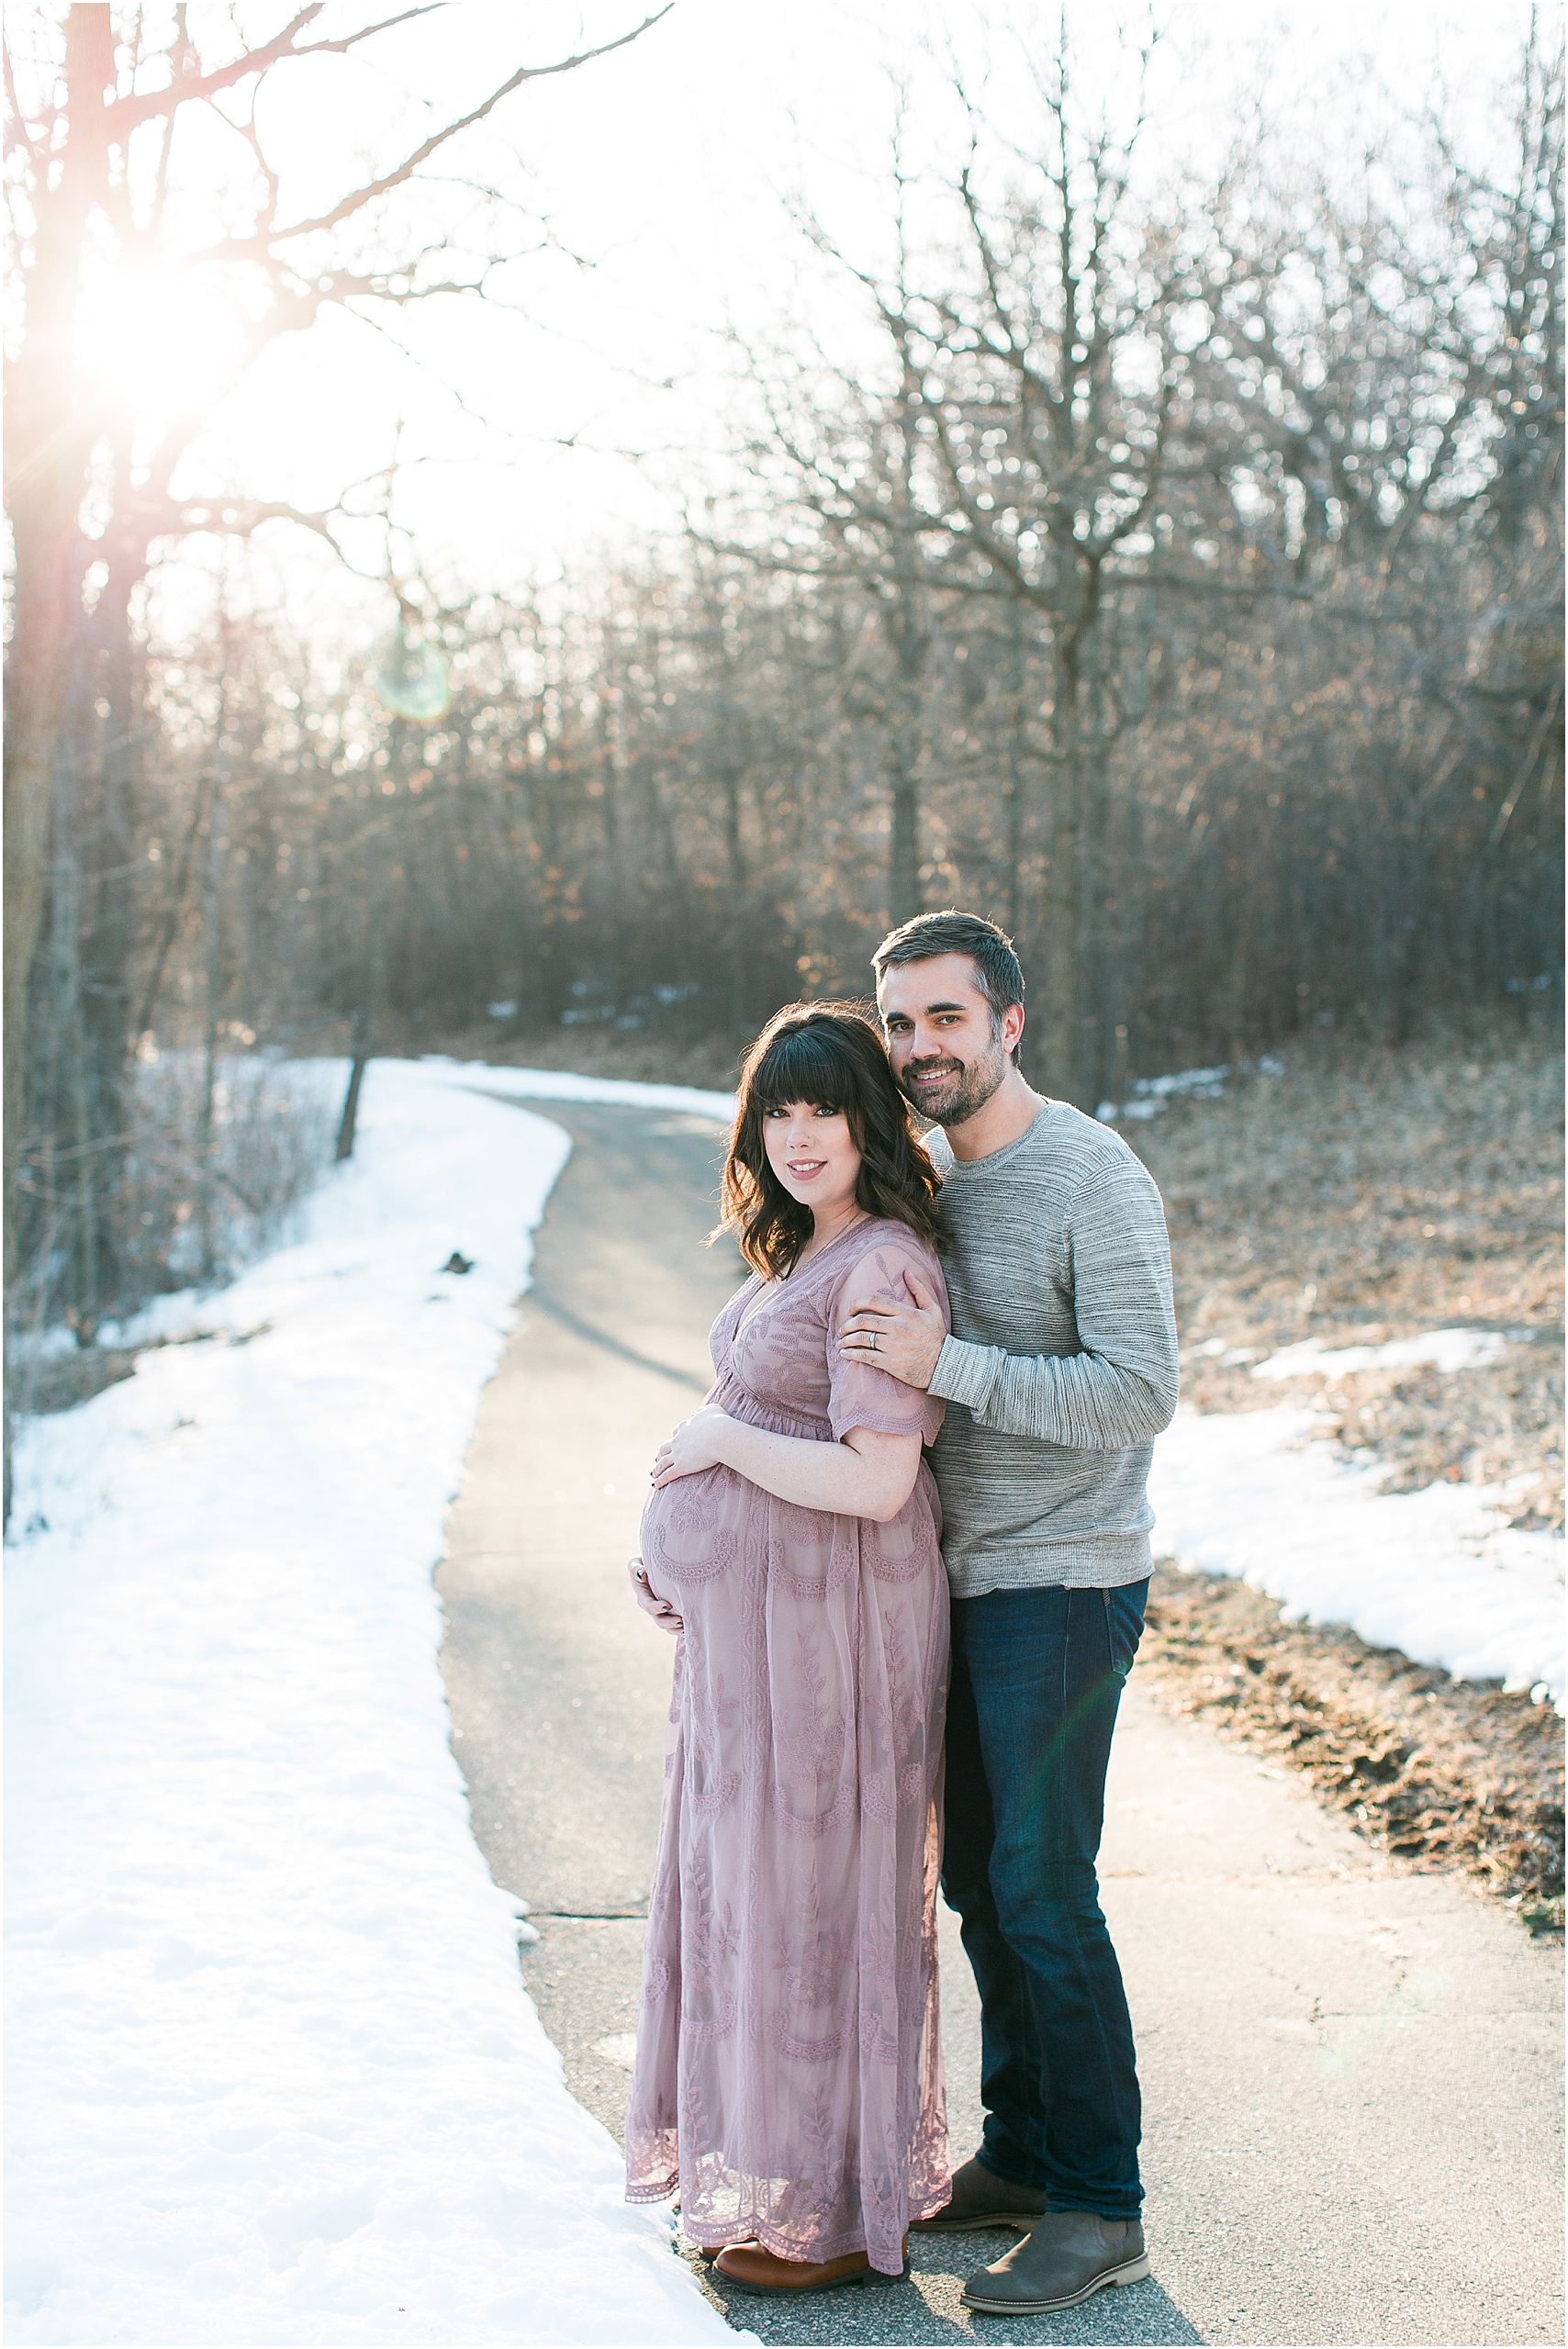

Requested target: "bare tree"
[
  {"left": 724, "top": 22, "right": 1225, "bottom": 1099},
  {"left": 3, "top": 0, "right": 667, "bottom": 1504}
]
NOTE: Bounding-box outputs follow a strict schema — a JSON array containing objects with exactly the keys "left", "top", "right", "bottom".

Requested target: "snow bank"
[
  {"left": 1149, "top": 1404, "right": 1563, "bottom": 1706},
  {"left": 1252, "top": 1327, "right": 1512, "bottom": 1381},
  {"left": 5, "top": 1058, "right": 741, "bottom": 2348}
]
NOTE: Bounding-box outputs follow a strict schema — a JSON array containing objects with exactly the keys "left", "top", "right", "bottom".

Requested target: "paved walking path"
[{"left": 437, "top": 1098, "right": 1563, "bottom": 2348}]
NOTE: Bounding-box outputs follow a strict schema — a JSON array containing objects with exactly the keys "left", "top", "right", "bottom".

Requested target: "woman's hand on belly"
[
  {"left": 628, "top": 1554, "right": 684, "bottom": 1636},
  {"left": 652, "top": 1404, "right": 734, "bottom": 1490}
]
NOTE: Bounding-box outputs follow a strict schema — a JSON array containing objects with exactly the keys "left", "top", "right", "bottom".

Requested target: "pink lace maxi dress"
[{"left": 625, "top": 1219, "right": 951, "bottom": 2276}]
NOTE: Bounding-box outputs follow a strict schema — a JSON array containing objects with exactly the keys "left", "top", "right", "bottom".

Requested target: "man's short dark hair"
[{"left": 872, "top": 910, "right": 1025, "bottom": 1028}]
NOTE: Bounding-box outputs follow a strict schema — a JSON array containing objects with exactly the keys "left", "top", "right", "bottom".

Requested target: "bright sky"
[{"left": 76, "top": 0, "right": 1536, "bottom": 637}]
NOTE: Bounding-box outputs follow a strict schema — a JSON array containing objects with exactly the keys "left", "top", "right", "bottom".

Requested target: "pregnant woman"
[{"left": 625, "top": 1002, "right": 952, "bottom": 2296}]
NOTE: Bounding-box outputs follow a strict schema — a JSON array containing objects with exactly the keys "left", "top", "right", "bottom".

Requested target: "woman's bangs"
[{"left": 749, "top": 1026, "right": 858, "bottom": 1117}]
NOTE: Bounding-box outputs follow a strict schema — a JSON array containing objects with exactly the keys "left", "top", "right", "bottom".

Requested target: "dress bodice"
[{"left": 709, "top": 1218, "right": 948, "bottom": 1447}]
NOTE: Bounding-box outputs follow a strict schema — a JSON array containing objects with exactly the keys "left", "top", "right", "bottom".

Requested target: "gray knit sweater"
[{"left": 925, "top": 1100, "right": 1179, "bottom": 1594}]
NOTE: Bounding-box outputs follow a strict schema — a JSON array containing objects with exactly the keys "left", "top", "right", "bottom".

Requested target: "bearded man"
[{"left": 838, "top": 908, "right": 1179, "bottom": 2318}]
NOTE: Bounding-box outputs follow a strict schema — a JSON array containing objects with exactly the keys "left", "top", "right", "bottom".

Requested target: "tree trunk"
[
  {"left": 4, "top": 0, "right": 115, "bottom": 1156},
  {"left": 722, "top": 757, "right": 749, "bottom": 1027},
  {"left": 49, "top": 708, "right": 97, "bottom": 1334},
  {"left": 888, "top": 753, "right": 922, "bottom": 927},
  {"left": 1002, "top": 617, "right": 1036, "bottom": 1081},
  {"left": 886, "top": 626, "right": 928, "bottom": 927},
  {"left": 1077, "top": 716, "right": 1113, "bottom": 1111},
  {"left": 1036, "top": 652, "right": 1082, "bottom": 1102},
  {"left": 336, "top": 802, "right": 392, "bottom": 1163},
  {"left": 199, "top": 653, "right": 231, "bottom": 1270},
  {"left": 3, "top": 6, "right": 116, "bottom": 1517}
]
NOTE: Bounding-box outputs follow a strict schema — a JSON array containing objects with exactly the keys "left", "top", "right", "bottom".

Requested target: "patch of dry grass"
[{"left": 1127, "top": 1020, "right": 1564, "bottom": 1529}]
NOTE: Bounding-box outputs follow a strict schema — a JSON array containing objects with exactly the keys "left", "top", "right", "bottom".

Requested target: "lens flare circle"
[{"left": 372, "top": 625, "right": 454, "bottom": 723}]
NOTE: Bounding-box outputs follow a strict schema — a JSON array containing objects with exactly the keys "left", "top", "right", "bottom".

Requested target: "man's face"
[{"left": 877, "top": 953, "right": 1020, "bottom": 1127}]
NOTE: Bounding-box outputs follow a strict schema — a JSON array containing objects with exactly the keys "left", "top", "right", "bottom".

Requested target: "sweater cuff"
[{"left": 929, "top": 1335, "right": 1002, "bottom": 1412}]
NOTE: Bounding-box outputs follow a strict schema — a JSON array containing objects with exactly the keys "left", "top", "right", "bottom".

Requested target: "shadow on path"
[
  {"left": 525, "top": 1283, "right": 711, "bottom": 1392},
  {"left": 695, "top": 2234, "right": 1205, "bottom": 2346}
]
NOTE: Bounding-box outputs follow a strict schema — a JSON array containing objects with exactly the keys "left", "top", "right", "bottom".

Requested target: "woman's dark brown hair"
[{"left": 716, "top": 1001, "right": 942, "bottom": 1279}]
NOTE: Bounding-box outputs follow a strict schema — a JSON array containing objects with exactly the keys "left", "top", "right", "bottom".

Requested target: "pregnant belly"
[
  {"left": 640, "top": 1466, "right": 745, "bottom": 1593},
  {"left": 642, "top": 1460, "right": 943, "bottom": 1605}
]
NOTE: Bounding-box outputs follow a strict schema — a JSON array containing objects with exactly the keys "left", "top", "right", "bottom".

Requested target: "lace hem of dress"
[
  {"left": 626, "top": 2124, "right": 951, "bottom": 2273},
  {"left": 622, "top": 2193, "right": 950, "bottom": 2276}
]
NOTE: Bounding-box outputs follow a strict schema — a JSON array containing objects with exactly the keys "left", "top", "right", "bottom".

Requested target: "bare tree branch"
[
  {"left": 196, "top": 8, "right": 672, "bottom": 259},
  {"left": 102, "top": 8, "right": 441, "bottom": 138}
]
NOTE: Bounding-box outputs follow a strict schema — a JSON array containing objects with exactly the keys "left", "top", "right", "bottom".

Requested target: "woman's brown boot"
[{"left": 713, "top": 2239, "right": 906, "bottom": 2294}]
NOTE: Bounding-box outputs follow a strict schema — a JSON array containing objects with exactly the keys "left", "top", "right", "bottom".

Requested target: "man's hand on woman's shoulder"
[{"left": 838, "top": 1269, "right": 946, "bottom": 1392}]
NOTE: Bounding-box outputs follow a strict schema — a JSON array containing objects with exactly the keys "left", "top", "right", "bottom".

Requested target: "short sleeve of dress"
[{"left": 825, "top": 1234, "right": 949, "bottom": 1447}]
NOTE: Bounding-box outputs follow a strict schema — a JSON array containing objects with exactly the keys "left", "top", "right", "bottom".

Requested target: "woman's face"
[{"left": 761, "top": 1099, "right": 862, "bottom": 1222}]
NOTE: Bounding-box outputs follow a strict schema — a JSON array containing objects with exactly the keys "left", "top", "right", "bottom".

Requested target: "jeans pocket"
[{"left": 1103, "top": 1581, "right": 1149, "bottom": 1680}]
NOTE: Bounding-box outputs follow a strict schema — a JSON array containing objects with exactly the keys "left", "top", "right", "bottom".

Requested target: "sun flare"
[{"left": 74, "top": 262, "right": 243, "bottom": 424}]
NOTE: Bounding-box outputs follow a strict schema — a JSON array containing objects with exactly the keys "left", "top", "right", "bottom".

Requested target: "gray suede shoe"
[
  {"left": 910, "top": 2155, "right": 1050, "bottom": 2233},
  {"left": 961, "top": 2210, "right": 1148, "bottom": 2312}
]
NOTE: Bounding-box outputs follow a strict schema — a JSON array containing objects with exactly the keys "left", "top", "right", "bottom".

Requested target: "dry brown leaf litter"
[{"left": 1139, "top": 1574, "right": 1563, "bottom": 1933}]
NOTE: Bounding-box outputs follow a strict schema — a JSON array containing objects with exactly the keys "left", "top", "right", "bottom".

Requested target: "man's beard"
[{"left": 898, "top": 1035, "right": 1012, "bottom": 1127}]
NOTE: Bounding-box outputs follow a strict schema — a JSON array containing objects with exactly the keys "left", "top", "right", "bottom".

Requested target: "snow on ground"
[
  {"left": 9, "top": 1046, "right": 1558, "bottom": 2347},
  {"left": 1096, "top": 1055, "right": 1284, "bottom": 1123},
  {"left": 1149, "top": 1405, "right": 1563, "bottom": 1706},
  {"left": 1250, "top": 1327, "right": 1513, "bottom": 1380},
  {"left": 5, "top": 1058, "right": 744, "bottom": 2349}
]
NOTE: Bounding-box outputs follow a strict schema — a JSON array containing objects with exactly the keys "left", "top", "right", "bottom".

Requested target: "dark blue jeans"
[{"left": 942, "top": 1581, "right": 1148, "bottom": 2219}]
